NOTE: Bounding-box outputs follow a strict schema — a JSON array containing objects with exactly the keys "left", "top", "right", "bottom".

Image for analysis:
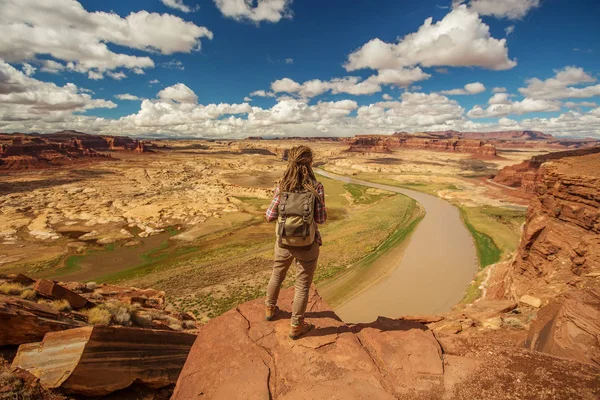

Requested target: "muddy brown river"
[{"left": 315, "top": 169, "right": 478, "bottom": 323}]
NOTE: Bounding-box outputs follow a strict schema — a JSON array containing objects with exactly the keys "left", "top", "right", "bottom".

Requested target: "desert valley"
[
  {"left": 1, "top": 129, "right": 599, "bottom": 399},
  {"left": 1, "top": 0, "right": 600, "bottom": 398}
]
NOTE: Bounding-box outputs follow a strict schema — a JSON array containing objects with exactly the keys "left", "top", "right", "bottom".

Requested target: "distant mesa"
[
  {"left": 346, "top": 133, "right": 498, "bottom": 158},
  {"left": 0, "top": 130, "right": 152, "bottom": 170}
]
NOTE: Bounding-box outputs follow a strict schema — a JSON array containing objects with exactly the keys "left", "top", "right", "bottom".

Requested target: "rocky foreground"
[{"left": 172, "top": 287, "right": 599, "bottom": 400}]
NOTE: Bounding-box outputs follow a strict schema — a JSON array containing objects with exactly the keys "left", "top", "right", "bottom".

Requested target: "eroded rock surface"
[
  {"left": 12, "top": 326, "right": 196, "bottom": 396},
  {"left": 505, "top": 153, "right": 600, "bottom": 301},
  {"left": 172, "top": 288, "right": 600, "bottom": 400}
]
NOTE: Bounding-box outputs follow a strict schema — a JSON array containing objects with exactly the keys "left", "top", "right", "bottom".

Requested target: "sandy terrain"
[{"left": 0, "top": 138, "right": 542, "bottom": 320}]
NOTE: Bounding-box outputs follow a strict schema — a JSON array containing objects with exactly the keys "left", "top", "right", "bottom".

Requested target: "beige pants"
[{"left": 266, "top": 240, "right": 320, "bottom": 326}]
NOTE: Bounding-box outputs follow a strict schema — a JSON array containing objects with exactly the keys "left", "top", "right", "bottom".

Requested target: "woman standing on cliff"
[{"left": 264, "top": 145, "right": 327, "bottom": 339}]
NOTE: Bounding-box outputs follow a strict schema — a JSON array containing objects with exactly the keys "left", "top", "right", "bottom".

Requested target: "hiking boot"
[
  {"left": 265, "top": 305, "right": 277, "bottom": 321},
  {"left": 289, "top": 321, "right": 314, "bottom": 340}
]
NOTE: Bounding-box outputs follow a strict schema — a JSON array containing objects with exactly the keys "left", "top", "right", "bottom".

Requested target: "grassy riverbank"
[{"left": 32, "top": 175, "right": 420, "bottom": 320}]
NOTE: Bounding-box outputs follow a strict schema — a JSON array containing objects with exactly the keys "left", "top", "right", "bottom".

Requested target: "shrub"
[
  {"left": 86, "top": 307, "right": 111, "bottom": 325},
  {"left": 37, "top": 299, "right": 72, "bottom": 312},
  {"left": 0, "top": 283, "right": 24, "bottom": 295},
  {"left": 19, "top": 289, "right": 36, "bottom": 301},
  {"left": 85, "top": 282, "right": 98, "bottom": 291}
]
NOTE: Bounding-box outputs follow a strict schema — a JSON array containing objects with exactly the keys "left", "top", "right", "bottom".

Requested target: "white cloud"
[
  {"left": 468, "top": 97, "right": 561, "bottom": 118},
  {"left": 116, "top": 93, "right": 141, "bottom": 101},
  {"left": 492, "top": 87, "right": 507, "bottom": 93},
  {"left": 369, "top": 67, "right": 432, "bottom": 87},
  {"left": 345, "top": 6, "right": 516, "bottom": 73},
  {"left": 107, "top": 71, "right": 127, "bottom": 80},
  {"left": 468, "top": 0, "right": 540, "bottom": 20},
  {"left": 157, "top": 83, "right": 198, "bottom": 103},
  {"left": 564, "top": 101, "right": 598, "bottom": 109},
  {"left": 488, "top": 92, "right": 511, "bottom": 104},
  {"left": 0, "top": 60, "right": 115, "bottom": 124},
  {"left": 214, "top": 0, "right": 292, "bottom": 24},
  {"left": 382, "top": 94, "right": 393, "bottom": 101},
  {"left": 269, "top": 76, "right": 384, "bottom": 98},
  {"left": 505, "top": 25, "right": 515, "bottom": 36},
  {"left": 161, "top": 0, "right": 199, "bottom": 13},
  {"left": 0, "top": 0, "right": 213, "bottom": 78},
  {"left": 243, "top": 96, "right": 252, "bottom": 102},
  {"left": 21, "top": 63, "right": 36, "bottom": 77},
  {"left": 149, "top": 79, "right": 160, "bottom": 85},
  {"left": 285, "top": 58, "right": 294, "bottom": 64},
  {"left": 162, "top": 60, "right": 185, "bottom": 70},
  {"left": 250, "top": 90, "right": 276, "bottom": 97},
  {"left": 519, "top": 66, "right": 600, "bottom": 100},
  {"left": 441, "top": 82, "right": 486, "bottom": 95}
]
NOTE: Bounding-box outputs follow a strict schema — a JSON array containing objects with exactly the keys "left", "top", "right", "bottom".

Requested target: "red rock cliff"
[{"left": 505, "top": 153, "right": 600, "bottom": 301}]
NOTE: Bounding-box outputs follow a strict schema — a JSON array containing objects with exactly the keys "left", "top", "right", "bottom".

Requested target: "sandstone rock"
[
  {"left": 506, "top": 153, "right": 600, "bottom": 300},
  {"left": 525, "top": 288, "right": 600, "bottom": 367},
  {"left": 12, "top": 273, "right": 36, "bottom": 286},
  {"left": 0, "top": 295, "right": 84, "bottom": 346},
  {"left": 172, "top": 287, "right": 445, "bottom": 399},
  {"left": 12, "top": 326, "right": 196, "bottom": 396},
  {"left": 34, "top": 279, "right": 93, "bottom": 309},
  {"left": 519, "top": 294, "right": 542, "bottom": 308}
]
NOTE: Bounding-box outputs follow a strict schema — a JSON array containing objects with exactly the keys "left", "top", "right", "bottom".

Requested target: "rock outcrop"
[
  {"left": 12, "top": 326, "right": 196, "bottom": 396},
  {"left": 0, "top": 294, "right": 85, "bottom": 346},
  {"left": 172, "top": 287, "right": 600, "bottom": 400},
  {"left": 0, "top": 131, "right": 149, "bottom": 170},
  {"left": 505, "top": 153, "right": 600, "bottom": 301},
  {"left": 525, "top": 289, "right": 600, "bottom": 367},
  {"left": 492, "top": 147, "right": 600, "bottom": 193},
  {"left": 346, "top": 134, "right": 497, "bottom": 157}
]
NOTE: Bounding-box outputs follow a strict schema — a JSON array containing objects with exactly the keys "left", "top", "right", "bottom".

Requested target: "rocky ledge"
[{"left": 172, "top": 287, "right": 599, "bottom": 400}]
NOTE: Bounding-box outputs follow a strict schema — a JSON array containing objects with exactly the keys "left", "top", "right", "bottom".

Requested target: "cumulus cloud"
[
  {"left": 518, "top": 66, "right": 600, "bottom": 100},
  {"left": 345, "top": 6, "right": 516, "bottom": 73},
  {"left": 115, "top": 93, "right": 142, "bottom": 101},
  {"left": 492, "top": 87, "right": 507, "bottom": 93},
  {"left": 214, "top": 0, "right": 292, "bottom": 24},
  {"left": 564, "top": 101, "right": 598, "bottom": 109},
  {"left": 468, "top": 0, "right": 540, "bottom": 20},
  {"left": 149, "top": 79, "right": 160, "bottom": 85},
  {"left": 157, "top": 83, "right": 198, "bottom": 103},
  {"left": 0, "top": 60, "right": 115, "bottom": 125},
  {"left": 441, "top": 82, "right": 486, "bottom": 95},
  {"left": 269, "top": 76, "right": 384, "bottom": 98},
  {"left": 505, "top": 25, "right": 515, "bottom": 36},
  {"left": 468, "top": 96, "right": 561, "bottom": 118},
  {"left": 21, "top": 63, "right": 36, "bottom": 77},
  {"left": 243, "top": 96, "right": 252, "bottom": 102},
  {"left": 161, "top": 0, "right": 199, "bottom": 13},
  {"left": 0, "top": 0, "right": 213, "bottom": 78},
  {"left": 250, "top": 90, "right": 276, "bottom": 98},
  {"left": 382, "top": 94, "right": 393, "bottom": 101}
]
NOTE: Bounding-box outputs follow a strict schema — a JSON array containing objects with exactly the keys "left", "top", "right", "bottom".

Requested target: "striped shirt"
[{"left": 265, "top": 182, "right": 327, "bottom": 244}]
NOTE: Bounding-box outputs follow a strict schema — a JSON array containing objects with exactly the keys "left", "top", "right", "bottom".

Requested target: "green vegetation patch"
[
  {"left": 459, "top": 208, "right": 502, "bottom": 268},
  {"left": 343, "top": 183, "right": 392, "bottom": 205}
]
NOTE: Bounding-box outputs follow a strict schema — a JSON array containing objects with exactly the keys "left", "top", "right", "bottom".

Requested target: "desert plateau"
[{"left": 1, "top": 0, "right": 600, "bottom": 398}]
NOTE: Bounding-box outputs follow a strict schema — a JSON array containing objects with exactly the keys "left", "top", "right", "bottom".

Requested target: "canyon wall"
[
  {"left": 505, "top": 153, "right": 600, "bottom": 301},
  {"left": 346, "top": 134, "right": 497, "bottom": 157},
  {"left": 492, "top": 146, "right": 600, "bottom": 193},
  {"left": 0, "top": 131, "right": 148, "bottom": 170}
]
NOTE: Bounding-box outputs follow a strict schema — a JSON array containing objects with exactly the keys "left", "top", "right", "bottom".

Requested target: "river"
[{"left": 315, "top": 169, "right": 478, "bottom": 323}]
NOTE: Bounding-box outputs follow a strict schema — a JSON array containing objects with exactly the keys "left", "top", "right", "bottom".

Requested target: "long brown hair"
[{"left": 279, "top": 146, "right": 321, "bottom": 202}]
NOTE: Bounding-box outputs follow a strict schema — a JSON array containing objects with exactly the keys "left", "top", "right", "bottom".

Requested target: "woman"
[{"left": 264, "top": 145, "right": 327, "bottom": 340}]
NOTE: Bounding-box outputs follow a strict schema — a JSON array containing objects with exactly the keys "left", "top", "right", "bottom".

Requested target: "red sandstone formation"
[
  {"left": 172, "top": 287, "right": 600, "bottom": 399},
  {"left": 0, "top": 294, "right": 85, "bottom": 346},
  {"left": 502, "top": 153, "right": 600, "bottom": 302},
  {"left": 0, "top": 130, "right": 150, "bottom": 170},
  {"left": 492, "top": 147, "right": 600, "bottom": 193},
  {"left": 346, "top": 133, "right": 497, "bottom": 157},
  {"left": 12, "top": 326, "right": 196, "bottom": 396}
]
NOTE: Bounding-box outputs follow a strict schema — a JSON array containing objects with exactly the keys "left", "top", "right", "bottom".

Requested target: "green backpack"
[{"left": 276, "top": 185, "right": 317, "bottom": 247}]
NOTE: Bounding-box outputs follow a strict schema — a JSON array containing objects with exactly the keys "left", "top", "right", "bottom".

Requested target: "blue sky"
[{"left": 0, "top": 0, "right": 599, "bottom": 138}]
